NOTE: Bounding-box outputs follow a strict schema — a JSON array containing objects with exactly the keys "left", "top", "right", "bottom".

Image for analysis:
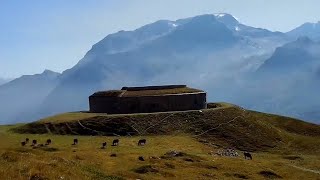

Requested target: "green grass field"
[
  {"left": 1, "top": 103, "right": 320, "bottom": 179},
  {"left": 1, "top": 127, "right": 320, "bottom": 179}
]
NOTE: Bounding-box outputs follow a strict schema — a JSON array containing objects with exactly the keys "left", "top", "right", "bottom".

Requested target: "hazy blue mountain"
[
  {"left": 287, "top": 22, "right": 320, "bottom": 40},
  {"left": 239, "top": 37, "right": 320, "bottom": 123},
  {"left": 3, "top": 13, "right": 320, "bottom": 124},
  {"left": 0, "top": 70, "right": 60, "bottom": 124},
  {"left": 258, "top": 37, "right": 320, "bottom": 73},
  {"left": 0, "top": 78, "right": 10, "bottom": 86},
  {"left": 38, "top": 14, "right": 279, "bottom": 118},
  {"left": 214, "top": 13, "right": 285, "bottom": 38}
]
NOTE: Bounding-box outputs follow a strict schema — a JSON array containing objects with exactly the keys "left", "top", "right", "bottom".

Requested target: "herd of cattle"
[
  {"left": 20, "top": 137, "right": 252, "bottom": 160},
  {"left": 20, "top": 137, "right": 147, "bottom": 148}
]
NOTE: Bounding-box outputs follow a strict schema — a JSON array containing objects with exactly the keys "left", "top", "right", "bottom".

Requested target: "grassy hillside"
[
  {"left": 13, "top": 103, "right": 320, "bottom": 153},
  {"left": 2, "top": 102, "right": 320, "bottom": 179},
  {"left": 1, "top": 127, "right": 320, "bottom": 179}
]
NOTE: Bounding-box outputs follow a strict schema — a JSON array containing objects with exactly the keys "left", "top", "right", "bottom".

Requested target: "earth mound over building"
[{"left": 89, "top": 85, "right": 207, "bottom": 114}]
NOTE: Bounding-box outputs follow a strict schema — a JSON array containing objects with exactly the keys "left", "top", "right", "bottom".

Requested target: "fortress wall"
[
  {"left": 89, "top": 96, "right": 120, "bottom": 113},
  {"left": 90, "top": 92, "right": 206, "bottom": 114}
]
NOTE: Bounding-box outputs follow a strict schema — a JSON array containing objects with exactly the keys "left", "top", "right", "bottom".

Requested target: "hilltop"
[
  {"left": 13, "top": 103, "right": 320, "bottom": 153},
  {"left": 1, "top": 103, "right": 320, "bottom": 179}
]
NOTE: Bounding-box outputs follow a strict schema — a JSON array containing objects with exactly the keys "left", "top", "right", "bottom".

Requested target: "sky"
[{"left": 0, "top": 0, "right": 320, "bottom": 79}]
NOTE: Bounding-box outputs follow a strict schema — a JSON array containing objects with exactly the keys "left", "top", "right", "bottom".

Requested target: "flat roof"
[{"left": 90, "top": 85, "right": 205, "bottom": 97}]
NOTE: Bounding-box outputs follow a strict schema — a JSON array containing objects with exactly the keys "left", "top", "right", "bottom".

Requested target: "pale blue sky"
[{"left": 1, "top": 0, "right": 320, "bottom": 78}]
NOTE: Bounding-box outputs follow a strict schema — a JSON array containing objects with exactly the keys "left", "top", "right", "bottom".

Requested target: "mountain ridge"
[{"left": 1, "top": 13, "right": 320, "bottom": 124}]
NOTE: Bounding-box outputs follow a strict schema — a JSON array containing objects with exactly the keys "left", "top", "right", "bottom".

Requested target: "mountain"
[
  {"left": 215, "top": 13, "right": 285, "bottom": 38},
  {"left": 258, "top": 36, "right": 320, "bottom": 73},
  {"left": 0, "top": 79, "right": 6, "bottom": 86},
  {"left": 3, "top": 13, "right": 313, "bottom": 124},
  {"left": 36, "top": 14, "right": 287, "bottom": 119},
  {"left": 238, "top": 37, "right": 320, "bottom": 123},
  {"left": 287, "top": 21, "right": 320, "bottom": 40},
  {"left": 0, "top": 70, "right": 60, "bottom": 124}
]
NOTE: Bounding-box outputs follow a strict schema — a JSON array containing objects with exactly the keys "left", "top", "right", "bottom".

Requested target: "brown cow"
[
  {"left": 244, "top": 152, "right": 253, "bottom": 160},
  {"left": 112, "top": 139, "right": 119, "bottom": 146},
  {"left": 138, "top": 139, "right": 146, "bottom": 146},
  {"left": 72, "top": 139, "right": 78, "bottom": 145},
  {"left": 45, "top": 139, "right": 52, "bottom": 146},
  {"left": 101, "top": 142, "right": 107, "bottom": 149}
]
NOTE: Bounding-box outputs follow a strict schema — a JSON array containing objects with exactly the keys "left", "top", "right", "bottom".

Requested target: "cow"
[
  {"left": 138, "top": 156, "right": 145, "bottom": 161},
  {"left": 25, "top": 138, "right": 29, "bottom": 144},
  {"left": 31, "top": 140, "right": 37, "bottom": 146},
  {"left": 72, "top": 139, "right": 78, "bottom": 145},
  {"left": 244, "top": 152, "right": 253, "bottom": 160},
  {"left": 45, "top": 139, "right": 52, "bottom": 146},
  {"left": 101, "top": 142, "right": 107, "bottom": 149},
  {"left": 112, "top": 139, "right": 119, "bottom": 146},
  {"left": 138, "top": 139, "right": 146, "bottom": 146},
  {"left": 21, "top": 141, "right": 26, "bottom": 146}
]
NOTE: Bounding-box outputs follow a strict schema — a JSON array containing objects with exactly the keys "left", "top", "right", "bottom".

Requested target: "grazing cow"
[
  {"left": 25, "top": 138, "right": 29, "bottom": 144},
  {"left": 138, "top": 139, "right": 146, "bottom": 146},
  {"left": 31, "top": 140, "right": 37, "bottom": 146},
  {"left": 21, "top": 141, "right": 26, "bottom": 146},
  {"left": 72, "top": 139, "right": 78, "bottom": 145},
  {"left": 138, "top": 156, "right": 145, "bottom": 161},
  {"left": 110, "top": 153, "right": 117, "bottom": 157},
  {"left": 101, "top": 142, "right": 107, "bottom": 149},
  {"left": 244, "top": 152, "right": 253, "bottom": 160},
  {"left": 45, "top": 139, "right": 52, "bottom": 146},
  {"left": 112, "top": 139, "right": 119, "bottom": 146}
]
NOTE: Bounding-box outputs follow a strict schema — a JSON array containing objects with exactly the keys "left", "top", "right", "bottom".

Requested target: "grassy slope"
[
  {"left": 2, "top": 103, "right": 320, "bottom": 179},
  {"left": 13, "top": 103, "right": 320, "bottom": 153},
  {"left": 1, "top": 126, "right": 320, "bottom": 180}
]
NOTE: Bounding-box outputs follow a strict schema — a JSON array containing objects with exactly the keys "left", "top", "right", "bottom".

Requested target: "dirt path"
[{"left": 289, "top": 164, "right": 320, "bottom": 175}]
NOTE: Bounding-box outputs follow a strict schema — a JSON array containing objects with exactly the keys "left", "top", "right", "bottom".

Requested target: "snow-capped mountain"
[{"left": 2, "top": 13, "right": 320, "bottom": 124}]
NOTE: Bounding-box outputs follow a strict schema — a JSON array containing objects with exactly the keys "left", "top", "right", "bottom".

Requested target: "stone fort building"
[{"left": 89, "top": 85, "right": 207, "bottom": 114}]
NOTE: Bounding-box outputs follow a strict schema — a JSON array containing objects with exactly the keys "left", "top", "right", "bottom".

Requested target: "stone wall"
[{"left": 89, "top": 92, "right": 206, "bottom": 114}]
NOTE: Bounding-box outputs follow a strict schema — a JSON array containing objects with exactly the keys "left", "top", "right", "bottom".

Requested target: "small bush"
[
  {"left": 283, "top": 155, "right": 303, "bottom": 160},
  {"left": 30, "top": 174, "right": 49, "bottom": 180},
  {"left": 164, "top": 163, "right": 175, "bottom": 169},
  {"left": 259, "top": 171, "right": 282, "bottom": 179},
  {"left": 83, "top": 165, "right": 124, "bottom": 180},
  {"left": 233, "top": 173, "right": 249, "bottom": 179},
  {"left": 0, "top": 151, "right": 18, "bottom": 162},
  {"left": 41, "top": 147, "right": 59, "bottom": 152},
  {"left": 133, "top": 165, "right": 159, "bottom": 174}
]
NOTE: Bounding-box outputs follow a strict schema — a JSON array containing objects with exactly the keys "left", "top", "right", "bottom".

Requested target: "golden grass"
[
  {"left": 13, "top": 102, "right": 320, "bottom": 154},
  {"left": 38, "top": 112, "right": 107, "bottom": 123},
  {"left": 5, "top": 103, "right": 320, "bottom": 179},
  {"left": 1, "top": 125, "right": 320, "bottom": 180}
]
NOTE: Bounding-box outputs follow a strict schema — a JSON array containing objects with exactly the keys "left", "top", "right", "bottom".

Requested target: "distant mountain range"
[
  {"left": 258, "top": 36, "right": 320, "bottom": 73},
  {"left": 0, "top": 70, "right": 60, "bottom": 124},
  {"left": 1, "top": 13, "right": 320, "bottom": 124},
  {"left": 287, "top": 21, "right": 320, "bottom": 41}
]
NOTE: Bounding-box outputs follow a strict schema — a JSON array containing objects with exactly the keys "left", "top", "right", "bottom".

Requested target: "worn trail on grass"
[{"left": 289, "top": 165, "right": 320, "bottom": 175}]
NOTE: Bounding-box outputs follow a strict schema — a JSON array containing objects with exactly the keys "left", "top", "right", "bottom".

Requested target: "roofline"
[
  {"left": 121, "top": 85, "right": 187, "bottom": 91},
  {"left": 90, "top": 91, "right": 206, "bottom": 98}
]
